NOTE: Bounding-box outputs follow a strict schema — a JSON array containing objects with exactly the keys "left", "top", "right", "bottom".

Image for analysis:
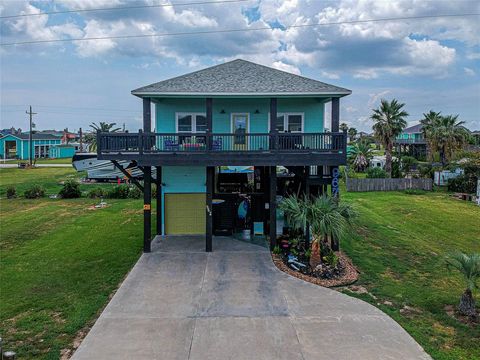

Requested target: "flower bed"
[{"left": 272, "top": 252, "right": 358, "bottom": 287}]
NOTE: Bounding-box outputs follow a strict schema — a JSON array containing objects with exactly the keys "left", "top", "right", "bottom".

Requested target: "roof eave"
[{"left": 131, "top": 90, "right": 352, "bottom": 98}]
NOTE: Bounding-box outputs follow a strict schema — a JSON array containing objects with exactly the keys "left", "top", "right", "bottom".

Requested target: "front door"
[{"left": 231, "top": 113, "right": 249, "bottom": 150}]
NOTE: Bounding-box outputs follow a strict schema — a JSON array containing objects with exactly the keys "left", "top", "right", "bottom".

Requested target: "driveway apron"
[{"left": 72, "top": 236, "right": 431, "bottom": 360}]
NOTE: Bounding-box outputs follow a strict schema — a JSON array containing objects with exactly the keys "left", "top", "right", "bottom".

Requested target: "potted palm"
[
  {"left": 446, "top": 252, "right": 480, "bottom": 319},
  {"left": 279, "top": 195, "right": 357, "bottom": 269}
]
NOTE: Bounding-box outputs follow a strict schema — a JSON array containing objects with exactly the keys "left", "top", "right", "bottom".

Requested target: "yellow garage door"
[{"left": 165, "top": 193, "right": 206, "bottom": 235}]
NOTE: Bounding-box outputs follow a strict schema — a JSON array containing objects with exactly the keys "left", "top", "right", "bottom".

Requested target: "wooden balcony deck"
[{"left": 97, "top": 132, "right": 347, "bottom": 166}]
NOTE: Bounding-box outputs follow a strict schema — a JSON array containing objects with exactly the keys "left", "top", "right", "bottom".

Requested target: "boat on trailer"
[{"left": 72, "top": 153, "right": 155, "bottom": 181}]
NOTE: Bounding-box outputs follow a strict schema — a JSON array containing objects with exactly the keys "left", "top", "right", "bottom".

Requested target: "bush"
[
  {"left": 366, "top": 167, "right": 387, "bottom": 178},
  {"left": 418, "top": 163, "right": 433, "bottom": 178},
  {"left": 127, "top": 186, "right": 142, "bottom": 199},
  {"left": 24, "top": 185, "right": 46, "bottom": 199},
  {"left": 59, "top": 179, "right": 81, "bottom": 198},
  {"left": 401, "top": 156, "right": 418, "bottom": 172},
  {"left": 6, "top": 186, "right": 16, "bottom": 199},
  {"left": 447, "top": 174, "right": 477, "bottom": 193},
  {"left": 87, "top": 187, "right": 106, "bottom": 199},
  {"left": 106, "top": 185, "right": 130, "bottom": 199}
]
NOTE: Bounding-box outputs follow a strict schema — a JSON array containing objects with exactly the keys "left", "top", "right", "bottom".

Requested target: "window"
[
  {"left": 176, "top": 113, "right": 207, "bottom": 133},
  {"left": 270, "top": 113, "right": 304, "bottom": 133}
]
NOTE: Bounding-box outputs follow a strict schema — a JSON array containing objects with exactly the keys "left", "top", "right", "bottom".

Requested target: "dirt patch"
[
  {"left": 272, "top": 252, "right": 358, "bottom": 287},
  {"left": 399, "top": 305, "right": 423, "bottom": 316}
]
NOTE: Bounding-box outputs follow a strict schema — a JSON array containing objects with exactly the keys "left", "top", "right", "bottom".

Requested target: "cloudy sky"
[{"left": 1, "top": 0, "right": 479, "bottom": 133}]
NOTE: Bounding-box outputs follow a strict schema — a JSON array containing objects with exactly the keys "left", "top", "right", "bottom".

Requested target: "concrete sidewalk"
[{"left": 72, "top": 236, "right": 431, "bottom": 360}]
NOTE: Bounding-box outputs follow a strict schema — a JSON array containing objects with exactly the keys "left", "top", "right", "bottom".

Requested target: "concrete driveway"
[{"left": 72, "top": 236, "right": 430, "bottom": 360}]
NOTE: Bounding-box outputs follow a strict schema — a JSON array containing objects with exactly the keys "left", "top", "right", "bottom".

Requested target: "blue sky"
[{"left": 1, "top": 0, "right": 479, "bottom": 133}]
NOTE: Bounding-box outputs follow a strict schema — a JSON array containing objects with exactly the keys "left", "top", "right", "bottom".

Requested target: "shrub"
[
  {"left": 59, "top": 179, "right": 81, "bottom": 198},
  {"left": 106, "top": 185, "right": 130, "bottom": 199},
  {"left": 24, "top": 185, "right": 46, "bottom": 199},
  {"left": 418, "top": 163, "right": 433, "bottom": 178},
  {"left": 401, "top": 156, "right": 418, "bottom": 172},
  {"left": 448, "top": 174, "right": 477, "bottom": 194},
  {"left": 127, "top": 186, "right": 142, "bottom": 199},
  {"left": 272, "top": 245, "right": 281, "bottom": 255},
  {"left": 323, "top": 252, "right": 339, "bottom": 268},
  {"left": 366, "top": 167, "right": 387, "bottom": 178},
  {"left": 87, "top": 187, "right": 106, "bottom": 199},
  {"left": 6, "top": 186, "right": 16, "bottom": 199}
]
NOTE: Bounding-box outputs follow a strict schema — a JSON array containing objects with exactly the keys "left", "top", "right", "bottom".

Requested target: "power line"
[
  {"left": 1, "top": 13, "right": 478, "bottom": 47},
  {"left": 2, "top": 104, "right": 140, "bottom": 113},
  {"left": 0, "top": 0, "right": 251, "bottom": 19}
]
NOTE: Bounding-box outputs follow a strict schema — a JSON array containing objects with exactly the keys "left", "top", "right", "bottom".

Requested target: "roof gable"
[{"left": 132, "top": 59, "right": 351, "bottom": 97}]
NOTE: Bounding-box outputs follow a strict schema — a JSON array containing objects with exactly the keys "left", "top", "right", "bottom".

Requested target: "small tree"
[
  {"left": 446, "top": 252, "right": 480, "bottom": 319},
  {"left": 371, "top": 99, "right": 408, "bottom": 177},
  {"left": 279, "top": 195, "right": 357, "bottom": 269},
  {"left": 349, "top": 140, "right": 374, "bottom": 172},
  {"left": 59, "top": 179, "right": 82, "bottom": 198}
]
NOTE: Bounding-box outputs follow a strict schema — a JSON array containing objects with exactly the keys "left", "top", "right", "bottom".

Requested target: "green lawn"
[
  {"left": 1, "top": 167, "right": 479, "bottom": 359},
  {"left": 34, "top": 158, "right": 73, "bottom": 165},
  {"left": 0, "top": 168, "right": 146, "bottom": 359},
  {"left": 342, "top": 190, "right": 480, "bottom": 360}
]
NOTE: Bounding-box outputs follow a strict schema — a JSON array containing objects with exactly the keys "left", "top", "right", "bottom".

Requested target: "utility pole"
[
  {"left": 79, "top": 127, "right": 83, "bottom": 152},
  {"left": 26, "top": 106, "right": 37, "bottom": 166}
]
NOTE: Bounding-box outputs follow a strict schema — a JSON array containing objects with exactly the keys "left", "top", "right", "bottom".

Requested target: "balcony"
[
  {"left": 394, "top": 138, "right": 427, "bottom": 145},
  {"left": 97, "top": 131, "right": 347, "bottom": 166}
]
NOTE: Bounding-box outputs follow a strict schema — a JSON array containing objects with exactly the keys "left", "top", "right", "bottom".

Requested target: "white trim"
[
  {"left": 175, "top": 112, "right": 207, "bottom": 133},
  {"left": 132, "top": 91, "right": 351, "bottom": 97},
  {"left": 20, "top": 139, "right": 24, "bottom": 159},
  {"left": 268, "top": 112, "right": 304, "bottom": 133}
]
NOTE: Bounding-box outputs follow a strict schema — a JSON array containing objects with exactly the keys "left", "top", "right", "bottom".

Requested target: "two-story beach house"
[{"left": 97, "top": 59, "right": 351, "bottom": 252}]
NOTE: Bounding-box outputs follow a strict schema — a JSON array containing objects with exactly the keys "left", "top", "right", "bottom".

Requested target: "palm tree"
[
  {"left": 420, "top": 110, "right": 442, "bottom": 160},
  {"left": 340, "top": 123, "right": 349, "bottom": 132},
  {"left": 348, "top": 127, "right": 358, "bottom": 142},
  {"left": 349, "top": 140, "right": 374, "bottom": 172},
  {"left": 279, "top": 195, "right": 357, "bottom": 268},
  {"left": 86, "top": 122, "right": 121, "bottom": 151},
  {"left": 446, "top": 252, "right": 480, "bottom": 318},
  {"left": 421, "top": 114, "right": 469, "bottom": 166},
  {"left": 371, "top": 99, "right": 408, "bottom": 177}
]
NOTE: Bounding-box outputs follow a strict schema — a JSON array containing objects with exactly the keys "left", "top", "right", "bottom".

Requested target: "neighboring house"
[
  {"left": 97, "top": 59, "right": 351, "bottom": 252},
  {"left": 49, "top": 142, "right": 82, "bottom": 159},
  {"left": 0, "top": 133, "right": 62, "bottom": 160},
  {"left": 394, "top": 123, "right": 427, "bottom": 160}
]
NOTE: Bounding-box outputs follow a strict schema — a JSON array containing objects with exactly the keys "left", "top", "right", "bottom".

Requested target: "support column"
[
  {"left": 143, "top": 98, "right": 152, "bottom": 132},
  {"left": 269, "top": 166, "right": 277, "bottom": 250},
  {"left": 156, "top": 166, "right": 162, "bottom": 236},
  {"left": 331, "top": 97, "right": 339, "bottom": 132},
  {"left": 305, "top": 166, "right": 310, "bottom": 248},
  {"left": 143, "top": 97, "right": 152, "bottom": 253},
  {"left": 270, "top": 98, "right": 277, "bottom": 149},
  {"left": 206, "top": 166, "right": 214, "bottom": 252},
  {"left": 143, "top": 166, "right": 152, "bottom": 253},
  {"left": 206, "top": 98, "right": 213, "bottom": 150}
]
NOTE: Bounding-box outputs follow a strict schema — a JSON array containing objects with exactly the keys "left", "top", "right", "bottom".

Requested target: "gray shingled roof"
[
  {"left": 1, "top": 133, "right": 61, "bottom": 140},
  {"left": 132, "top": 59, "right": 351, "bottom": 97},
  {"left": 403, "top": 124, "right": 423, "bottom": 134}
]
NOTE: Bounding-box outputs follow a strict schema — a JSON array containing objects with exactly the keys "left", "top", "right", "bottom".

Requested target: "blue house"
[
  {"left": 97, "top": 59, "right": 351, "bottom": 252},
  {"left": 0, "top": 133, "right": 61, "bottom": 160},
  {"left": 48, "top": 143, "right": 80, "bottom": 159}
]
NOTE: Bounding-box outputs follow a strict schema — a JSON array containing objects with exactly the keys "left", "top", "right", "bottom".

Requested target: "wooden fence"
[{"left": 346, "top": 177, "right": 433, "bottom": 192}]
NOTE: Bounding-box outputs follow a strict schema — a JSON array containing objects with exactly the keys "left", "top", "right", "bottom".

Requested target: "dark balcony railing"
[{"left": 97, "top": 131, "right": 346, "bottom": 155}]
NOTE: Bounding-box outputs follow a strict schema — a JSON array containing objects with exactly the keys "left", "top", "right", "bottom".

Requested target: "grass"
[
  {"left": 341, "top": 190, "right": 480, "bottom": 360},
  {"left": 0, "top": 168, "right": 147, "bottom": 359},
  {"left": 1, "top": 167, "right": 479, "bottom": 359},
  {"left": 34, "top": 158, "right": 73, "bottom": 164},
  {"left": 0, "top": 167, "right": 119, "bottom": 197}
]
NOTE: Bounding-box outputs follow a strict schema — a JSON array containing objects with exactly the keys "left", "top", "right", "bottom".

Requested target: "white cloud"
[
  {"left": 368, "top": 90, "right": 391, "bottom": 107},
  {"left": 464, "top": 67, "right": 476, "bottom": 76},
  {"left": 271, "top": 61, "right": 301, "bottom": 74}
]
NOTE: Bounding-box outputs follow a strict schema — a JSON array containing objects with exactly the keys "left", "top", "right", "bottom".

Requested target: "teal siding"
[
  {"left": 49, "top": 145, "right": 75, "bottom": 158},
  {"left": 160, "top": 166, "right": 206, "bottom": 234},
  {"left": 0, "top": 135, "right": 22, "bottom": 159},
  {"left": 155, "top": 97, "right": 325, "bottom": 134}
]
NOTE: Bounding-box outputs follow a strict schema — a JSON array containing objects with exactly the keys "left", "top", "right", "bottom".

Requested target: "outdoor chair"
[
  {"left": 212, "top": 138, "right": 223, "bottom": 151},
  {"left": 164, "top": 139, "right": 180, "bottom": 151}
]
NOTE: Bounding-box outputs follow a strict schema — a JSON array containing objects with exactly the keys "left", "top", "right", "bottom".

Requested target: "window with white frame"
[
  {"left": 270, "top": 113, "right": 304, "bottom": 132},
  {"left": 176, "top": 113, "right": 207, "bottom": 133}
]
